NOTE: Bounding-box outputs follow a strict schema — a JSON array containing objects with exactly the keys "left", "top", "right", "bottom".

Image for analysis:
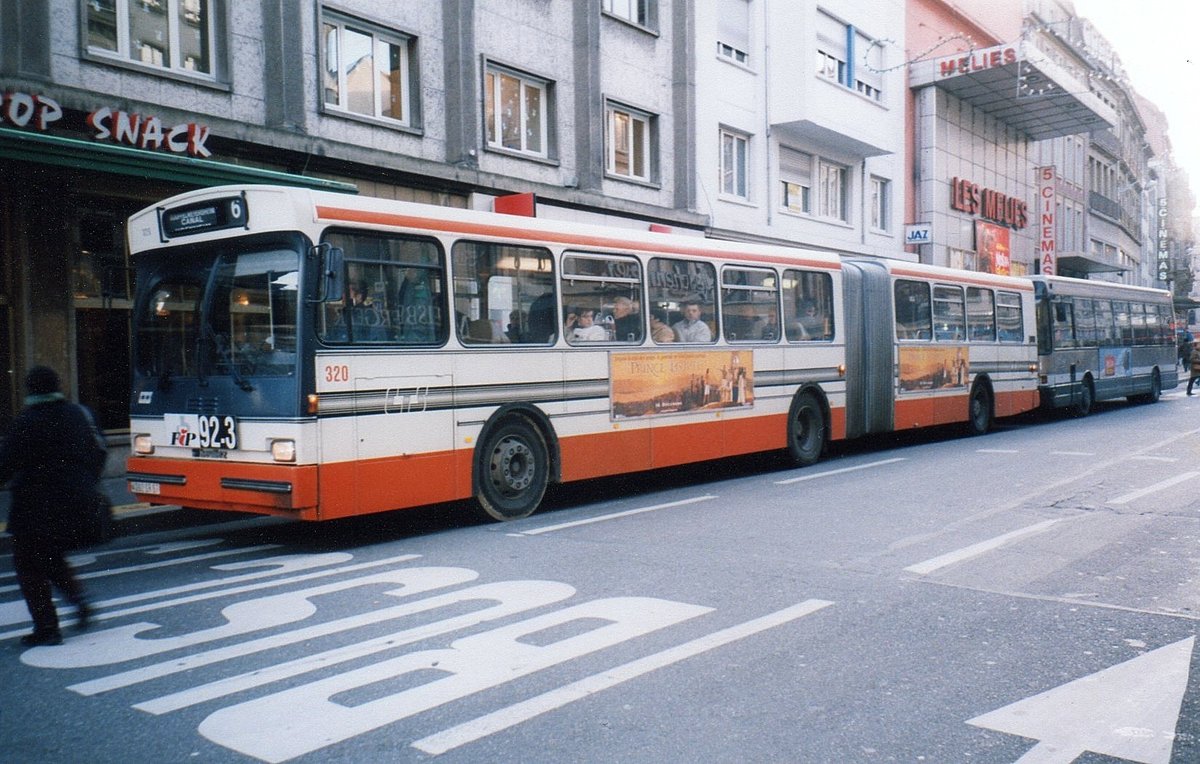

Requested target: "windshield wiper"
[{"left": 204, "top": 324, "right": 254, "bottom": 392}]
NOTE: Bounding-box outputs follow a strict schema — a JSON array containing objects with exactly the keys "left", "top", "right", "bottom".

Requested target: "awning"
[
  {"left": 1056, "top": 251, "right": 1129, "bottom": 274},
  {"left": 0, "top": 126, "right": 357, "bottom": 193},
  {"left": 910, "top": 40, "right": 1117, "bottom": 140},
  {"left": 770, "top": 119, "right": 892, "bottom": 158}
]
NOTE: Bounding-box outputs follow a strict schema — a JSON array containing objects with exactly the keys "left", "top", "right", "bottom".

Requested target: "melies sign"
[
  {"left": 1, "top": 90, "right": 211, "bottom": 158},
  {"left": 950, "top": 177, "right": 1028, "bottom": 230}
]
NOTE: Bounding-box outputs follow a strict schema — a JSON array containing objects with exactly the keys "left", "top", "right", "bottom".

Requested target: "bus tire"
[
  {"left": 1072, "top": 377, "right": 1094, "bottom": 417},
  {"left": 474, "top": 415, "right": 549, "bottom": 521},
  {"left": 786, "top": 390, "right": 825, "bottom": 467},
  {"left": 966, "top": 381, "right": 993, "bottom": 436}
]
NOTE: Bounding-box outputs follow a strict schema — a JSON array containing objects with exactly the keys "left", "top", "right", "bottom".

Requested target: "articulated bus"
[
  {"left": 1032, "top": 275, "right": 1178, "bottom": 415},
  {"left": 125, "top": 185, "right": 1042, "bottom": 522}
]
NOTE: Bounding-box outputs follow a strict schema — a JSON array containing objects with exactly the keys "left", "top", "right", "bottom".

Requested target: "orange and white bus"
[{"left": 125, "top": 185, "right": 1040, "bottom": 521}]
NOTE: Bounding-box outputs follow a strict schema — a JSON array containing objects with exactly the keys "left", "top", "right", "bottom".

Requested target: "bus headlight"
[
  {"left": 133, "top": 434, "right": 154, "bottom": 455},
  {"left": 271, "top": 439, "right": 296, "bottom": 463}
]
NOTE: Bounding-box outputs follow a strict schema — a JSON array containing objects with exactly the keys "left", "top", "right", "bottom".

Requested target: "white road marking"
[
  {"left": 976, "top": 449, "right": 1020, "bottom": 454},
  {"left": 126, "top": 581, "right": 578, "bottom": 710},
  {"left": 969, "top": 637, "right": 1194, "bottom": 764},
  {"left": 412, "top": 599, "right": 834, "bottom": 755},
  {"left": 0, "top": 552, "right": 419, "bottom": 641},
  {"left": 1109, "top": 471, "right": 1200, "bottom": 505},
  {"left": 774, "top": 457, "right": 906, "bottom": 485},
  {"left": 1049, "top": 451, "right": 1095, "bottom": 457},
  {"left": 1130, "top": 455, "right": 1180, "bottom": 463},
  {"left": 903, "top": 520, "right": 1063, "bottom": 576},
  {"left": 519, "top": 496, "right": 717, "bottom": 535}
]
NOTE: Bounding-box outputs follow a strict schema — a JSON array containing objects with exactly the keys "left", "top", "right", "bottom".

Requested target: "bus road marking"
[
  {"left": 519, "top": 496, "right": 717, "bottom": 535},
  {"left": 903, "top": 519, "right": 1063, "bottom": 576},
  {"left": 411, "top": 599, "right": 834, "bottom": 756},
  {"left": 774, "top": 457, "right": 906, "bottom": 485},
  {"left": 1109, "top": 471, "right": 1200, "bottom": 506}
]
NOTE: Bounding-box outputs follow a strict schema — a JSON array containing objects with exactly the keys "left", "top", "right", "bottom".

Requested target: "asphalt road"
[{"left": 3, "top": 391, "right": 1200, "bottom": 763}]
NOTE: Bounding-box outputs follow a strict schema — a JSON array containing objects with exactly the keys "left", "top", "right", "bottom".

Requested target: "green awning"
[{"left": 0, "top": 126, "right": 357, "bottom": 193}]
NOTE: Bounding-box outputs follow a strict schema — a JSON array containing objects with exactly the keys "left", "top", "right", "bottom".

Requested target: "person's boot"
[
  {"left": 75, "top": 599, "right": 92, "bottom": 631},
  {"left": 20, "top": 629, "right": 63, "bottom": 647}
]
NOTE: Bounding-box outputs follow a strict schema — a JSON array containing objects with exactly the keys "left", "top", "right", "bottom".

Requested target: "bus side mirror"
[{"left": 312, "top": 244, "right": 345, "bottom": 302}]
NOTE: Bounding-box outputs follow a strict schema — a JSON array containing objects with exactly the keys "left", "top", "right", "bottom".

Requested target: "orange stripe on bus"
[
  {"left": 127, "top": 457, "right": 319, "bottom": 513},
  {"left": 314, "top": 206, "right": 842, "bottom": 271}
]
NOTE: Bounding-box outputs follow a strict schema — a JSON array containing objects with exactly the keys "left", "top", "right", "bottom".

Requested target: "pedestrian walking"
[
  {"left": 0, "top": 366, "right": 105, "bottom": 646},
  {"left": 1188, "top": 342, "right": 1200, "bottom": 396}
]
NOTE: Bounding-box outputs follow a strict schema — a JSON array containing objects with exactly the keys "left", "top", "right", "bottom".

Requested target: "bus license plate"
[
  {"left": 168, "top": 413, "right": 239, "bottom": 450},
  {"left": 130, "top": 480, "right": 161, "bottom": 495}
]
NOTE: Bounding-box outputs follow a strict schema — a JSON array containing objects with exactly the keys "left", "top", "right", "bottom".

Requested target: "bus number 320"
[{"left": 324, "top": 364, "right": 350, "bottom": 383}]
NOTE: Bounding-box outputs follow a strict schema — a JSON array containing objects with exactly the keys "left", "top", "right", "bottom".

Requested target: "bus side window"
[
  {"left": 966, "top": 287, "right": 996, "bottom": 342},
  {"left": 996, "top": 291, "right": 1023, "bottom": 342},
  {"left": 647, "top": 257, "right": 717, "bottom": 344},
  {"left": 452, "top": 241, "right": 555, "bottom": 346},
  {"left": 894, "top": 280, "right": 931, "bottom": 340}
]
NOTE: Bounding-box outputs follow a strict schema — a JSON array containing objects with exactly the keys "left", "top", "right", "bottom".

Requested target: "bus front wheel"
[
  {"left": 787, "top": 391, "right": 825, "bottom": 467},
  {"left": 474, "top": 416, "right": 549, "bottom": 521}
]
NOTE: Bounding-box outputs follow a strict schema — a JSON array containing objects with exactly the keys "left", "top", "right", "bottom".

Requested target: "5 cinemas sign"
[
  {"left": 950, "top": 177, "right": 1029, "bottom": 230},
  {"left": 1, "top": 90, "right": 212, "bottom": 158}
]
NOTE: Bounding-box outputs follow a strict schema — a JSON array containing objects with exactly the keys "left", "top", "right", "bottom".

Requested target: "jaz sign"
[{"left": 1, "top": 90, "right": 212, "bottom": 158}]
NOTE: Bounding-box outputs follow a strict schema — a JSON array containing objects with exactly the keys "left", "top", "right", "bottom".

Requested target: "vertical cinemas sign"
[
  {"left": 1037, "top": 166, "right": 1056, "bottom": 276},
  {"left": 1, "top": 90, "right": 212, "bottom": 157}
]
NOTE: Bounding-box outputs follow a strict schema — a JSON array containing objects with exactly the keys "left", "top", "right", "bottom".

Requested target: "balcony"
[{"left": 1089, "top": 191, "right": 1120, "bottom": 220}]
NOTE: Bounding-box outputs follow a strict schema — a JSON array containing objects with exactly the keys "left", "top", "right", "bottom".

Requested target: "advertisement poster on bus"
[
  {"left": 610, "top": 350, "right": 754, "bottom": 418},
  {"left": 976, "top": 221, "right": 1011, "bottom": 276},
  {"left": 898, "top": 346, "right": 968, "bottom": 392}
]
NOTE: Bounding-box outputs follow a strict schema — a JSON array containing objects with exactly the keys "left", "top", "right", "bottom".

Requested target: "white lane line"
[
  {"left": 977, "top": 449, "right": 1020, "bottom": 454},
  {"left": 903, "top": 519, "right": 1063, "bottom": 576},
  {"left": 519, "top": 496, "right": 717, "bottom": 535},
  {"left": 1050, "top": 451, "right": 1095, "bottom": 457},
  {"left": 774, "top": 457, "right": 906, "bottom": 485},
  {"left": 411, "top": 599, "right": 835, "bottom": 756},
  {"left": 1109, "top": 471, "right": 1200, "bottom": 506},
  {"left": 1131, "top": 455, "right": 1180, "bottom": 463}
]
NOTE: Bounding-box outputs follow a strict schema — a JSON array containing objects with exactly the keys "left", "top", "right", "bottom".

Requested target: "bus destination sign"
[{"left": 160, "top": 195, "right": 248, "bottom": 239}]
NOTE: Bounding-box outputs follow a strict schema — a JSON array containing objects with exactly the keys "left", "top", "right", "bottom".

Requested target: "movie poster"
[
  {"left": 976, "top": 221, "right": 1011, "bottom": 276},
  {"left": 611, "top": 350, "right": 754, "bottom": 419}
]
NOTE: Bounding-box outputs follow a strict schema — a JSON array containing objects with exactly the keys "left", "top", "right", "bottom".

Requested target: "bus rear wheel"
[
  {"left": 474, "top": 416, "right": 549, "bottom": 521},
  {"left": 787, "top": 391, "right": 825, "bottom": 467},
  {"left": 1073, "top": 378, "right": 1094, "bottom": 417},
  {"left": 966, "top": 382, "right": 993, "bottom": 436}
]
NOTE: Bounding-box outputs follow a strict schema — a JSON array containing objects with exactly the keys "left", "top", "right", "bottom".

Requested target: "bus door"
[
  {"left": 841, "top": 261, "right": 893, "bottom": 438},
  {"left": 354, "top": 370, "right": 455, "bottom": 512}
]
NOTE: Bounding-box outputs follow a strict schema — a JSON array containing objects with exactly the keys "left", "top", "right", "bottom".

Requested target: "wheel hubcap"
[{"left": 491, "top": 437, "right": 534, "bottom": 494}]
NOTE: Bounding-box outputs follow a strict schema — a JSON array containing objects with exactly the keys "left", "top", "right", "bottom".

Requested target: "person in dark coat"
[{"left": 0, "top": 366, "right": 103, "bottom": 646}]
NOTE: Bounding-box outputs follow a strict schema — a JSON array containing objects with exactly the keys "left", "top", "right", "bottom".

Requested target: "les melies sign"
[
  {"left": 1, "top": 90, "right": 212, "bottom": 158},
  {"left": 950, "top": 177, "right": 1029, "bottom": 230}
]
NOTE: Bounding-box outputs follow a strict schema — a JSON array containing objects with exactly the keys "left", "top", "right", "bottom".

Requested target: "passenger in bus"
[
  {"left": 673, "top": 301, "right": 712, "bottom": 342},
  {"left": 395, "top": 267, "right": 435, "bottom": 342},
  {"left": 747, "top": 309, "right": 778, "bottom": 340},
  {"left": 1187, "top": 341, "right": 1200, "bottom": 395},
  {"left": 346, "top": 279, "right": 387, "bottom": 341},
  {"left": 525, "top": 292, "right": 557, "bottom": 343},
  {"left": 566, "top": 308, "right": 608, "bottom": 342},
  {"left": 649, "top": 310, "right": 675, "bottom": 343},
  {"left": 792, "top": 300, "right": 827, "bottom": 340},
  {"left": 609, "top": 296, "right": 643, "bottom": 342}
]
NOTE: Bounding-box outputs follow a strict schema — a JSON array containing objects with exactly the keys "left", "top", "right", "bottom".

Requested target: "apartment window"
[
  {"left": 815, "top": 10, "right": 883, "bottom": 102},
  {"left": 603, "top": 0, "right": 649, "bottom": 26},
  {"left": 870, "top": 176, "right": 890, "bottom": 231},
  {"left": 485, "top": 65, "right": 550, "bottom": 158},
  {"left": 606, "top": 103, "right": 653, "bottom": 182},
  {"left": 780, "top": 147, "right": 812, "bottom": 214},
  {"left": 818, "top": 159, "right": 847, "bottom": 221},
  {"left": 717, "top": 0, "right": 750, "bottom": 65},
  {"left": 322, "top": 13, "right": 414, "bottom": 125},
  {"left": 86, "top": 0, "right": 217, "bottom": 76},
  {"left": 720, "top": 130, "right": 750, "bottom": 199}
]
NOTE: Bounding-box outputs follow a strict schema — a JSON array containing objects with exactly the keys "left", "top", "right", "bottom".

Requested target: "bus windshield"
[{"left": 135, "top": 246, "right": 301, "bottom": 385}]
